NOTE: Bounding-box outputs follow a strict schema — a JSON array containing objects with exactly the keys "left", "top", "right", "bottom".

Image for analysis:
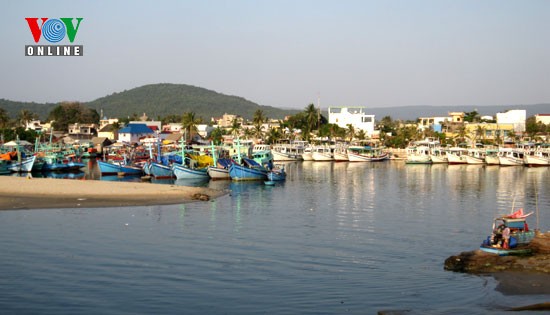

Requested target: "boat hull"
[
  {"left": 479, "top": 246, "right": 532, "bottom": 256},
  {"left": 172, "top": 164, "right": 209, "bottom": 180},
  {"left": 229, "top": 164, "right": 267, "bottom": 181},
  {"left": 150, "top": 162, "right": 174, "bottom": 178}
]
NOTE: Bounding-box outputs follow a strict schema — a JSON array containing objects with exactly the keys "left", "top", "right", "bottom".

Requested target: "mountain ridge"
[{"left": 1, "top": 83, "right": 548, "bottom": 121}]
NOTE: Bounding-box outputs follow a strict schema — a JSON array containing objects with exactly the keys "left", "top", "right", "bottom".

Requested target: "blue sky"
[{"left": 1, "top": 0, "right": 549, "bottom": 109}]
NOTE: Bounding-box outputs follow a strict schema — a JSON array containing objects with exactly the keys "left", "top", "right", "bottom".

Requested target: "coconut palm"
[
  {"left": 181, "top": 112, "right": 202, "bottom": 142},
  {"left": 0, "top": 108, "right": 11, "bottom": 129},
  {"left": 17, "top": 109, "right": 37, "bottom": 128},
  {"left": 346, "top": 124, "right": 355, "bottom": 142},
  {"left": 230, "top": 118, "right": 241, "bottom": 137}
]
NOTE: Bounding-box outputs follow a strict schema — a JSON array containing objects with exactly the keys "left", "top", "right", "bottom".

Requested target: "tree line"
[{"left": 1, "top": 103, "right": 548, "bottom": 147}]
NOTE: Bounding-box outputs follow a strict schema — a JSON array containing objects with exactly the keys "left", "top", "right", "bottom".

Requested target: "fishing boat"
[
  {"left": 405, "top": 145, "right": 431, "bottom": 164},
  {"left": 484, "top": 149, "right": 500, "bottom": 165},
  {"left": 271, "top": 140, "right": 306, "bottom": 161},
  {"left": 172, "top": 163, "right": 209, "bottom": 180},
  {"left": 267, "top": 164, "right": 286, "bottom": 181},
  {"left": 523, "top": 148, "right": 550, "bottom": 166},
  {"left": 446, "top": 147, "right": 468, "bottom": 164},
  {"left": 465, "top": 148, "right": 486, "bottom": 165},
  {"left": 480, "top": 208, "right": 535, "bottom": 256},
  {"left": 207, "top": 158, "right": 233, "bottom": 180},
  {"left": 229, "top": 158, "right": 268, "bottom": 181},
  {"left": 301, "top": 146, "right": 314, "bottom": 161},
  {"left": 150, "top": 161, "right": 174, "bottom": 178},
  {"left": 97, "top": 160, "right": 144, "bottom": 175},
  {"left": 347, "top": 145, "right": 389, "bottom": 162},
  {"left": 333, "top": 143, "right": 349, "bottom": 162},
  {"left": 429, "top": 147, "right": 448, "bottom": 164},
  {"left": 498, "top": 148, "right": 525, "bottom": 166},
  {"left": 0, "top": 160, "right": 10, "bottom": 175},
  {"left": 311, "top": 145, "right": 334, "bottom": 161},
  {"left": 8, "top": 155, "right": 36, "bottom": 173}
]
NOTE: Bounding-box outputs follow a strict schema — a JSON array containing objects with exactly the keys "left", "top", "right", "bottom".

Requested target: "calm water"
[{"left": 1, "top": 161, "right": 549, "bottom": 314}]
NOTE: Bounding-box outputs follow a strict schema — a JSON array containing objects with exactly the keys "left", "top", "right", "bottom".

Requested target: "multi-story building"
[
  {"left": 328, "top": 107, "right": 375, "bottom": 137},
  {"left": 496, "top": 109, "right": 526, "bottom": 133}
]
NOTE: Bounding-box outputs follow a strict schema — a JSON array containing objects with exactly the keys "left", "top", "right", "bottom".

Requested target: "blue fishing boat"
[
  {"left": 267, "top": 164, "right": 286, "bottom": 181},
  {"left": 172, "top": 163, "right": 209, "bottom": 180},
  {"left": 150, "top": 161, "right": 174, "bottom": 178},
  {"left": 480, "top": 209, "right": 535, "bottom": 256},
  {"left": 97, "top": 160, "right": 143, "bottom": 175},
  {"left": 229, "top": 158, "right": 268, "bottom": 181},
  {"left": 8, "top": 155, "right": 36, "bottom": 173}
]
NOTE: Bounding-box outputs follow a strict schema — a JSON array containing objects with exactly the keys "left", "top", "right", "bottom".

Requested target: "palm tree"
[
  {"left": 230, "top": 118, "right": 241, "bottom": 137},
  {"left": 253, "top": 110, "right": 266, "bottom": 126},
  {"left": 346, "top": 124, "right": 355, "bottom": 142},
  {"left": 304, "top": 103, "right": 318, "bottom": 133},
  {"left": 0, "top": 108, "right": 11, "bottom": 129},
  {"left": 266, "top": 127, "right": 282, "bottom": 144},
  {"left": 17, "top": 109, "right": 36, "bottom": 128},
  {"left": 181, "top": 112, "right": 202, "bottom": 142}
]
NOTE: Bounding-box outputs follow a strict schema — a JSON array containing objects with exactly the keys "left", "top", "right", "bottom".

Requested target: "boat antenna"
[{"left": 511, "top": 195, "right": 516, "bottom": 214}]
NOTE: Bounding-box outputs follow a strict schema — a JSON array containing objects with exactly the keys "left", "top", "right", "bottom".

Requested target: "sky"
[{"left": 1, "top": 0, "right": 549, "bottom": 109}]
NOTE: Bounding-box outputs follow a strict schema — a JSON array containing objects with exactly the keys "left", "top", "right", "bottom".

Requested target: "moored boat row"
[{"left": 405, "top": 138, "right": 550, "bottom": 166}]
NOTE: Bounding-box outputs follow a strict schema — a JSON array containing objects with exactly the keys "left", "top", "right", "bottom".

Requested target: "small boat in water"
[
  {"left": 267, "top": 164, "right": 286, "bottom": 181},
  {"left": 480, "top": 208, "right": 535, "bottom": 256}
]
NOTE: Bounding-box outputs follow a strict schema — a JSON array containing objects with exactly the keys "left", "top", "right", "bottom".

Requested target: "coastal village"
[{"left": 1, "top": 105, "right": 550, "bottom": 180}]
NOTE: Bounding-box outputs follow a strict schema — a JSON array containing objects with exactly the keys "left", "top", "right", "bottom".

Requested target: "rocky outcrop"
[{"left": 444, "top": 231, "right": 550, "bottom": 273}]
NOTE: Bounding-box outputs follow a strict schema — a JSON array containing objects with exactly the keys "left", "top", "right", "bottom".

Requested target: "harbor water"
[{"left": 0, "top": 161, "right": 549, "bottom": 314}]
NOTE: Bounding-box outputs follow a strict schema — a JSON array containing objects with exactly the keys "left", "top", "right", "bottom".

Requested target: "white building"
[
  {"left": 328, "top": 107, "right": 375, "bottom": 136},
  {"left": 496, "top": 109, "right": 526, "bottom": 133},
  {"left": 535, "top": 114, "right": 550, "bottom": 125}
]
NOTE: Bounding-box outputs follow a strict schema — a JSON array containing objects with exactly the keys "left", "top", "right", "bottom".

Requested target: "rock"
[{"left": 192, "top": 193, "right": 210, "bottom": 201}]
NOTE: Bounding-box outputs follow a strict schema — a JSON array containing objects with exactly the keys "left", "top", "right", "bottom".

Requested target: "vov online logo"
[{"left": 25, "top": 18, "right": 84, "bottom": 56}]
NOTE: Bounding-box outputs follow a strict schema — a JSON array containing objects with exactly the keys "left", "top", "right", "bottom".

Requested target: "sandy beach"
[{"left": 0, "top": 176, "right": 228, "bottom": 210}]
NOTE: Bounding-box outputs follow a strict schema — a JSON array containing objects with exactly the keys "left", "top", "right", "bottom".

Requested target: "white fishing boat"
[
  {"left": 523, "top": 148, "right": 550, "bottom": 166},
  {"left": 271, "top": 140, "right": 306, "bottom": 161},
  {"left": 405, "top": 145, "right": 431, "bottom": 164},
  {"left": 301, "top": 145, "right": 314, "bottom": 161},
  {"left": 465, "top": 148, "right": 486, "bottom": 164},
  {"left": 484, "top": 149, "right": 500, "bottom": 165},
  {"left": 333, "top": 143, "right": 349, "bottom": 162},
  {"left": 347, "top": 145, "right": 389, "bottom": 162},
  {"left": 311, "top": 145, "right": 334, "bottom": 161},
  {"left": 430, "top": 147, "right": 448, "bottom": 164},
  {"left": 447, "top": 147, "right": 468, "bottom": 165},
  {"left": 498, "top": 148, "right": 524, "bottom": 166}
]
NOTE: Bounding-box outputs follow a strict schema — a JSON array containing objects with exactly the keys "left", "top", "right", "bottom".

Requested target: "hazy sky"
[{"left": 1, "top": 0, "right": 549, "bottom": 109}]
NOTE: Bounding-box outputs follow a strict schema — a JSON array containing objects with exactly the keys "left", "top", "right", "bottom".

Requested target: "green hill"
[
  {"left": 1, "top": 83, "right": 300, "bottom": 122},
  {"left": 87, "top": 83, "right": 299, "bottom": 121}
]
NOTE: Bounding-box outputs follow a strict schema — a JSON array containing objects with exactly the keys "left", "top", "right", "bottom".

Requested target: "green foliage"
[
  {"left": 47, "top": 102, "right": 99, "bottom": 131},
  {"left": 86, "top": 83, "right": 298, "bottom": 121},
  {"left": 0, "top": 127, "right": 39, "bottom": 143}
]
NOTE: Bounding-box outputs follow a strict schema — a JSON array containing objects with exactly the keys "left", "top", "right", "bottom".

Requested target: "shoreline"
[{"left": 0, "top": 176, "right": 228, "bottom": 210}]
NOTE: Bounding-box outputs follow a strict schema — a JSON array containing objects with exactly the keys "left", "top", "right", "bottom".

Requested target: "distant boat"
[
  {"left": 498, "top": 148, "right": 524, "bottom": 166},
  {"left": 523, "top": 148, "right": 550, "bottom": 166},
  {"left": 311, "top": 145, "right": 333, "bottom": 161},
  {"left": 229, "top": 158, "right": 268, "bottom": 181},
  {"left": 271, "top": 140, "right": 306, "bottom": 161},
  {"left": 447, "top": 147, "right": 468, "bottom": 164},
  {"left": 347, "top": 145, "right": 389, "bottom": 162}
]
